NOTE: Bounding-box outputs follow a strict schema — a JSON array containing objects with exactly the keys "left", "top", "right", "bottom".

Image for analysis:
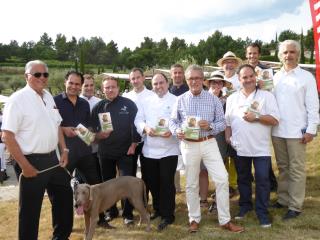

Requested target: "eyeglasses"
[{"left": 28, "top": 72, "right": 49, "bottom": 78}]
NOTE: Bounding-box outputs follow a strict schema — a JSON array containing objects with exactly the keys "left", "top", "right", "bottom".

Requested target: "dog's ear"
[{"left": 71, "top": 177, "right": 79, "bottom": 191}]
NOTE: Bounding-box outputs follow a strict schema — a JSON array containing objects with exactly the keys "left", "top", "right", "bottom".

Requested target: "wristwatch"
[{"left": 255, "top": 113, "right": 260, "bottom": 121}]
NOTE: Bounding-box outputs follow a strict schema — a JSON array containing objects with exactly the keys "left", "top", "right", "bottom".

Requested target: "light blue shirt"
[{"left": 169, "top": 89, "right": 226, "bottom": 137}]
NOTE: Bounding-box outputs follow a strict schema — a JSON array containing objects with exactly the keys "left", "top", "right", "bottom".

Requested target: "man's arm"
[
  {"left": 58, "top": 126, "right": 68, "bottom": 167},
  {"left": 2, "top": 130, "right": 37, "bottom": 177}
]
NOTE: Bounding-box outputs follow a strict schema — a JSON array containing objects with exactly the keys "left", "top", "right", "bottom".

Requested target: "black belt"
[{"left": 25, "top": 150, "right": 56, "bottom": 158}]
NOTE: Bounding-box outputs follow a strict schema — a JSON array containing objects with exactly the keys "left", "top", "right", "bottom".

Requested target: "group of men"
[{"left": 1, "top": 39, "right": 319, "bottom": 239}]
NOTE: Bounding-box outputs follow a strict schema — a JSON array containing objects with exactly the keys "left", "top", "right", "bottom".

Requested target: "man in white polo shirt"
[
  {"left": 272, "top": 40, "right": 320, "bottom": 220},
  {"left": 1, "top": 60, "right": 73, "bottom": 240},
  {"left": 225, "top": 64, "right": 279, "bottom": 227}
]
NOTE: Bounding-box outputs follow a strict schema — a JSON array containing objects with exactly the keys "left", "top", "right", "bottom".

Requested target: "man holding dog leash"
[{"left": 1, "top": 60, "right": 73, "bottom": 240}]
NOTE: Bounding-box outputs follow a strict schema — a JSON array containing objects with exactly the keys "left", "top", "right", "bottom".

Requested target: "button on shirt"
[
  {"left": 272, "top": 66, "right": 320, "bottom": 138},
  {"left": 169, "top": 90, "right": 226, "bottom": 137},
  {"left": 1, "top": 85, "right": 62, "bottom": 154},
  {"left": 54, "top": 93, "right": 92, "bottom": 157},
  {"left": 225, "top": 89, "right": 280, "bottom": 156},
  {"left": 135, "top": 92, "right": 180, "bottom": 159}
]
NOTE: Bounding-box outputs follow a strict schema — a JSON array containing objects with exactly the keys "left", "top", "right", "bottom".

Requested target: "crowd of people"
[{"left": 1, "top": 39, "right": 319, "bottom": 239}]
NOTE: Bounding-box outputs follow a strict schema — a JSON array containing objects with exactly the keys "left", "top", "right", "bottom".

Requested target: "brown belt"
[{"left": 185, "top": 135, "right": 214, "bottom": 142}]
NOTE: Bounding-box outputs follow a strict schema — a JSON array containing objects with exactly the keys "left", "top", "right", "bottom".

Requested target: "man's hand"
[
  {"left": 198, "top": 120, "right": 210, "bottom": 130},
  {"left": 21, "top": 162, "right": 38, "bottom": 178},
  {"left": 243, "top": 112, "right": 256, "bottom": 122},
  {"left": 161, "top": 131, "right": 172, "bottom": 138},
  {"left": 62, "top": 127, "right": 77, "bottom": 138},
  {"left": 127, "top": 143, "right": 137, "bottom": 155},
  {"left": 96, "top": 130, "right": 113, "bottom": 140},
  {"left": 144, "top": 126, "right": 156, "bottom": 137},
  {"left": 176, "top": 129, "right": 185, "bottom": 140},
  {"left": 301, "top": 133, "right": 314, "bottom": 144},
  {"left": 59, "top": 151, "right": 68, "bottom": 168}
]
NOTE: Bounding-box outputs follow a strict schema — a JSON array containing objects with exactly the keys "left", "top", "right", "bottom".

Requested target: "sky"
[{"left": 0, "top": 0, "right": 313, "bottom": 50}]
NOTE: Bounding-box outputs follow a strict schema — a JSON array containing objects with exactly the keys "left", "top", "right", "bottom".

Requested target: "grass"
[{"left": 0, "top": 136, "right": 319, "bottom": 240}]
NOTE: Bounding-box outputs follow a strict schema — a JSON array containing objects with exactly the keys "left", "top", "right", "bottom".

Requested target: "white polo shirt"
[
  {"left": 272, "top": 66, "right": 319, "bottom": 138},
  {"left": 225, "top": 89, "right": 280, "bottom": 157},
  {"left": 135, "top": 92, "right": 180, "bottom": 159},
  {"left": 122, "top": 86, "right": 154, "bottom": 106},
  {"left": 1, "top": 85, "right": 62, "bottom": 155}
]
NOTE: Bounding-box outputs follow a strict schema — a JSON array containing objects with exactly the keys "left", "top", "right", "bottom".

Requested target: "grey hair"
[
  {"left": 278, "top": 40, "right": 301, "bottom": 63},
  {"left": 25, "top": 60, "right": 48, "bottom": 73},
  {"left": 185, "top": 64, "right": 204, "bottom": 80}
]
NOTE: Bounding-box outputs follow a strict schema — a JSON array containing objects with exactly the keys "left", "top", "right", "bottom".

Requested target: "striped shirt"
[{"left": 169, "top": 90, "right": 226, "bottom": 137}]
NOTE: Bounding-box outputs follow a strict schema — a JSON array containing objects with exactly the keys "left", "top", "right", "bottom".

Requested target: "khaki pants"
[{"left": 272, "top": 137, "right": 306, "bottom": 212}]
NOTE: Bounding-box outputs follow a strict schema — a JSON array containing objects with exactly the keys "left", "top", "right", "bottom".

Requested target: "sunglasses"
[{"left": 28, "top": 72, "right": 49, "bottom": 78}]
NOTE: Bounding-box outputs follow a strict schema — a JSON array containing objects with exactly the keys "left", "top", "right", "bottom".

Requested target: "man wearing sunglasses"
[{"left": 1, "top": 60, "right": 73, "bottom": 240}]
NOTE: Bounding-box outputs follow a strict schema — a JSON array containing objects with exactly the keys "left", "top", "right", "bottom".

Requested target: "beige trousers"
[{"left": 272, "top": 137, "right": 306, "bottom": 212}]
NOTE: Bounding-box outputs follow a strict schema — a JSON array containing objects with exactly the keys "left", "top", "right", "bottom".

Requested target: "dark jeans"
[
  {"left": 140, "top": 155, "right": 178, "bottom": 223},
  {"left": 18, "top": 152, "right": 73, "bottom": 240},
  {"left": 235, "top": 155, "right": 270, "bottom": 220},
  {"left": 99, "top": 154, "right": 134, "bottom": 219}
]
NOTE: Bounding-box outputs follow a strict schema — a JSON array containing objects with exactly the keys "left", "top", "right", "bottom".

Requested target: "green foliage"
[
  {"left": 278, "top": 29, "right": 299, "bottom": 42},
  {"left": 300, "top": 30, "right": 305, "bottom": 64},
  {"left": 0, "top": 28, "right": 313, "bottom": 70}
]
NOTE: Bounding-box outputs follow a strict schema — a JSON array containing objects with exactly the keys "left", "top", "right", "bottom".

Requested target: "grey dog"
[{"left": 74, "top": 176, "right": 151, "bottom": 240}]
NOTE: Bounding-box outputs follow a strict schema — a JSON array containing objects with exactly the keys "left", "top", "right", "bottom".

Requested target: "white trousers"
[{"left": 180, "top": 138, "right": 230, "bottom": 225}]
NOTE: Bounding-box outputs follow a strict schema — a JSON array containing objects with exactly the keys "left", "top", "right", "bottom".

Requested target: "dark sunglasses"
[{"left": 29, "top": 72, "right": 49, "bottom": 78}]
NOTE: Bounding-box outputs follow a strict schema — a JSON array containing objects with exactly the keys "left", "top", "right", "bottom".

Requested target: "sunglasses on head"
[{"left": 29, "top": 72, "right": 49, "bottom": 78}]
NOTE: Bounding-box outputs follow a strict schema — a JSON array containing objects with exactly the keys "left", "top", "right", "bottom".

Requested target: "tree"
[
  {"left": 278, "top": 30, "right": 299, "bottom": 42},
  {"left": 300, "top": 30, "right": 305, "bottom": 64},
  {"left": 55, "top": 34, "right": 69, "bottom": 61},
  {"left": 305, "top": 28, "right": 314, "bottom": 63},
  {"left": 8, "top": 78, "right": 25, "bottom": 91},
  {"left": 33, "top": 33, "right": 56, "bottom": 59}
]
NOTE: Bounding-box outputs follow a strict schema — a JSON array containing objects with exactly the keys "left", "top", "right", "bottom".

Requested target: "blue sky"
[{"left": 0, "top": 0, "right": 311, "bottom": 50}]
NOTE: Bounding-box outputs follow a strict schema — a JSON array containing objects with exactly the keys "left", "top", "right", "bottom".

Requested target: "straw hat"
[
  {"left": 217, "top": 51, "right": 242, "bottom": 67},
  {"left": 205, "top": 70, "right": 230, "bottom": 87}
]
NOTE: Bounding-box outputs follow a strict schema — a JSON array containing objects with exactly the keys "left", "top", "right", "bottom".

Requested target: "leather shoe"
[
  {"left": 189, "top": 220, "right": 199, "bottom": 233},
  {"left": 221, "top": 221, "right": 244, "bottom": 233},
  {"left": 150, "top": 212, "right": 160, "bottom": 220},
  {"left": 283, "top": 210, "right": 301, "bottom": 220},
  {"left": 272, "top": 202, "right": 286, "bottom": 209},
  {"left": 157, "top": 220, "right": 172, "bottom": 231}
]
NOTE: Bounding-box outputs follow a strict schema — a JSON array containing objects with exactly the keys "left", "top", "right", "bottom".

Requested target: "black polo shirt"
[
  {"left": 169, "top": 83, "right": 189, "bottom": 96},
  {"left": 54, "top": 92, "right": 91, "bottom": 158},
  {"left": 91, "top": 95, "right": 141, "bottom": 157}
]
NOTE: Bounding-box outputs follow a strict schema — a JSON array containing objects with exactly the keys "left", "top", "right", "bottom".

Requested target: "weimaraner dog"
[{"left": 74, "top": 176, "right": 151, "bottom": 240}]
